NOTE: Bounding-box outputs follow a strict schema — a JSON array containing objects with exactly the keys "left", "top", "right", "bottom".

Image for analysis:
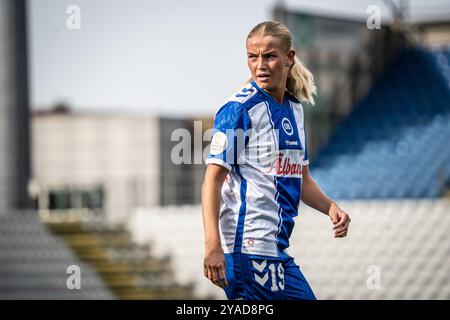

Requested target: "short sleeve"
[
  {"left": 302, "top": 127, "right": 309, "bottom": 166},
  {"left": 205, "top": 102, "right": 251, "bottom": 171},
  {"left": 297, "top": 104, "right": 309, "bottom": 166}
]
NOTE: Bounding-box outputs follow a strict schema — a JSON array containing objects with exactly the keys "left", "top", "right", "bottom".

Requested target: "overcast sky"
[{"left": 28, "top": 0, "right": 450, "bottom": 117}]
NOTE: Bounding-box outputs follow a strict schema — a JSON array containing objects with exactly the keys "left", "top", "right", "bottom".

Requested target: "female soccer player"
[{"left": 201, "top": 21, "right": 351, "bottom": 300}]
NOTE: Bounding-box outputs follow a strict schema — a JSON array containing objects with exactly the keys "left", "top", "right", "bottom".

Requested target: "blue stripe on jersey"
[
  {"left": 273, "top": 177, "right": 301, "bottom": 247},
  {"left": 264, "top": 101, "right": 283, "bottom": 255},
  {"left": 233, "top": 165, "right": 247, "bottom": 253},
  {"left": 274, "top": 176, "right": 284, "bottom": 254},
  {"left": 263, "top": 95, "right": 303, "bottom": 252}
]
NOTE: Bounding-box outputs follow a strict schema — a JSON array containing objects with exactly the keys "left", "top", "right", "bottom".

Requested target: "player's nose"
[{"left": 256, "top": 57, "right": 267, "bottom": 71}]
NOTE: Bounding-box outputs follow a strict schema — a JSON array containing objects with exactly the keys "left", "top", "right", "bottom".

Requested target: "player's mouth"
[{"left": 257, "top": 74, "right": 270, "bottom": 82}]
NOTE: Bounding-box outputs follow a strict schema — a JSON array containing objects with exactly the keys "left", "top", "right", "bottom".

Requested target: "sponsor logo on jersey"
[
  {"left": 266, "top": 150, "right": 304, "bottom": 177},
  {"left": 209, "top": 131, "right": 228, "bottom": 155},
  {"left": 285, "top": 140, "right": 298, "bottom": 146}
]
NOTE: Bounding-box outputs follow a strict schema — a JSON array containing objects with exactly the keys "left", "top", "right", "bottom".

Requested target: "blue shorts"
[{"left": 223, "top": 253, "right": 316, "bottom": 300}]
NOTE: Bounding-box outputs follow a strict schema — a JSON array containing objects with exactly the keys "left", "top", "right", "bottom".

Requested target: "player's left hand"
[{"left": 328, "top": 202, "right": 351, "bottom": 238}]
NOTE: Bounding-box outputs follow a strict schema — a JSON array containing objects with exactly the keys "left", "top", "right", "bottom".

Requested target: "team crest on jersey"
[{"left": 281, "top": 118, "right": 294, "bottom": 136}]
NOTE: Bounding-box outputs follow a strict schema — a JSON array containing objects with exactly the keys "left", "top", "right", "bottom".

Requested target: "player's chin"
[{"left": 256, "top": 79, "right": 273, "bottom": 90}]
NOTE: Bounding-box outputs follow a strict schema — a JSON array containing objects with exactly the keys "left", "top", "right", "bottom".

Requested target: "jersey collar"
[{"left": 250, "top": 79, "right": 289, "bottom": 107}]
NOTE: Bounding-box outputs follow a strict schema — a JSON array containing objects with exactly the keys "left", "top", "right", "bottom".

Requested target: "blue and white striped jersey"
[{"left": 206, "top": 80, "right": 309, "bottom": 258}]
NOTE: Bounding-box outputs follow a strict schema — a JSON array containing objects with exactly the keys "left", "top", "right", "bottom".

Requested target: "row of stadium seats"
[
  {"left": 42, "top": 213, "right": 198, "bottom": 299},
  {"left": 311, "top": 47, "right": 450, "bottom": 199},
  {"left": 128, "top": 202, "right": 450, "bottom": 300},
  {"left": 0, "top": 211, "right": 114, "bottom": 299}
]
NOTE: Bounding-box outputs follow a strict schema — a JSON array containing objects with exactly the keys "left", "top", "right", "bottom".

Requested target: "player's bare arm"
[
  {"left": 201, "top": 163, "right": 229, "bottom": 288},
  {"left": 301, "top": 165, "right": 351, "bottom": 238}
]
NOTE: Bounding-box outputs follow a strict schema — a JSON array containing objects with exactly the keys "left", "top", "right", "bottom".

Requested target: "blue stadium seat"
[{"left": 311, "top": 47, "right": 450, "bottom": 199}]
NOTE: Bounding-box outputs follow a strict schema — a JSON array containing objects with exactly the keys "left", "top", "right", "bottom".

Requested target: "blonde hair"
[{"left": 247, "top": 21, "right": 317, "bottom": 105}]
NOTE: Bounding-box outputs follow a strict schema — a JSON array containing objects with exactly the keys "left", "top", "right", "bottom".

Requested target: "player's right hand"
[{"left": 204, "top": 245, "right": 228, "bottom": 288}]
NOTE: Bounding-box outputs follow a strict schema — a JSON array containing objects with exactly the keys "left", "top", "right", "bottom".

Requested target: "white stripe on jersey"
[
  {"left": 220, "top": 170, "right": 242, "bottom": 254},
  {"left": 290, "top": 101, "right": 309, "bottom": 166},
  {"left": 241, "top": 102, "right": 280, "bottom": 256}
]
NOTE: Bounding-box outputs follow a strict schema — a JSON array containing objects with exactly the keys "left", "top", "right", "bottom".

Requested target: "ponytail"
[{"left": 287, "top": 56, "right": 317, "bottom": 105}]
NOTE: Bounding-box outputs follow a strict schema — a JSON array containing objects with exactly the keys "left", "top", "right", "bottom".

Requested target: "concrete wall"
[{"left": 32, "top": 112, "right": 160, "bottom": 224}]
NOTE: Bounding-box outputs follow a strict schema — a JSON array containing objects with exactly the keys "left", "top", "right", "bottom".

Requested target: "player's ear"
[{"left": 287, "top": 49, "right": 295, "bottom": 66}]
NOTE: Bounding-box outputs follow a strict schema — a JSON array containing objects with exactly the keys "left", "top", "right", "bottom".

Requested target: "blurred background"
[{"left": 0, "top": 0, "right": 449, "bottom": 299}]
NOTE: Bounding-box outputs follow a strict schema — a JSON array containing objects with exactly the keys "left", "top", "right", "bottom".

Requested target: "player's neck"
[{"left": 265, "top": 87, "right": 286, "bottom": 104}]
